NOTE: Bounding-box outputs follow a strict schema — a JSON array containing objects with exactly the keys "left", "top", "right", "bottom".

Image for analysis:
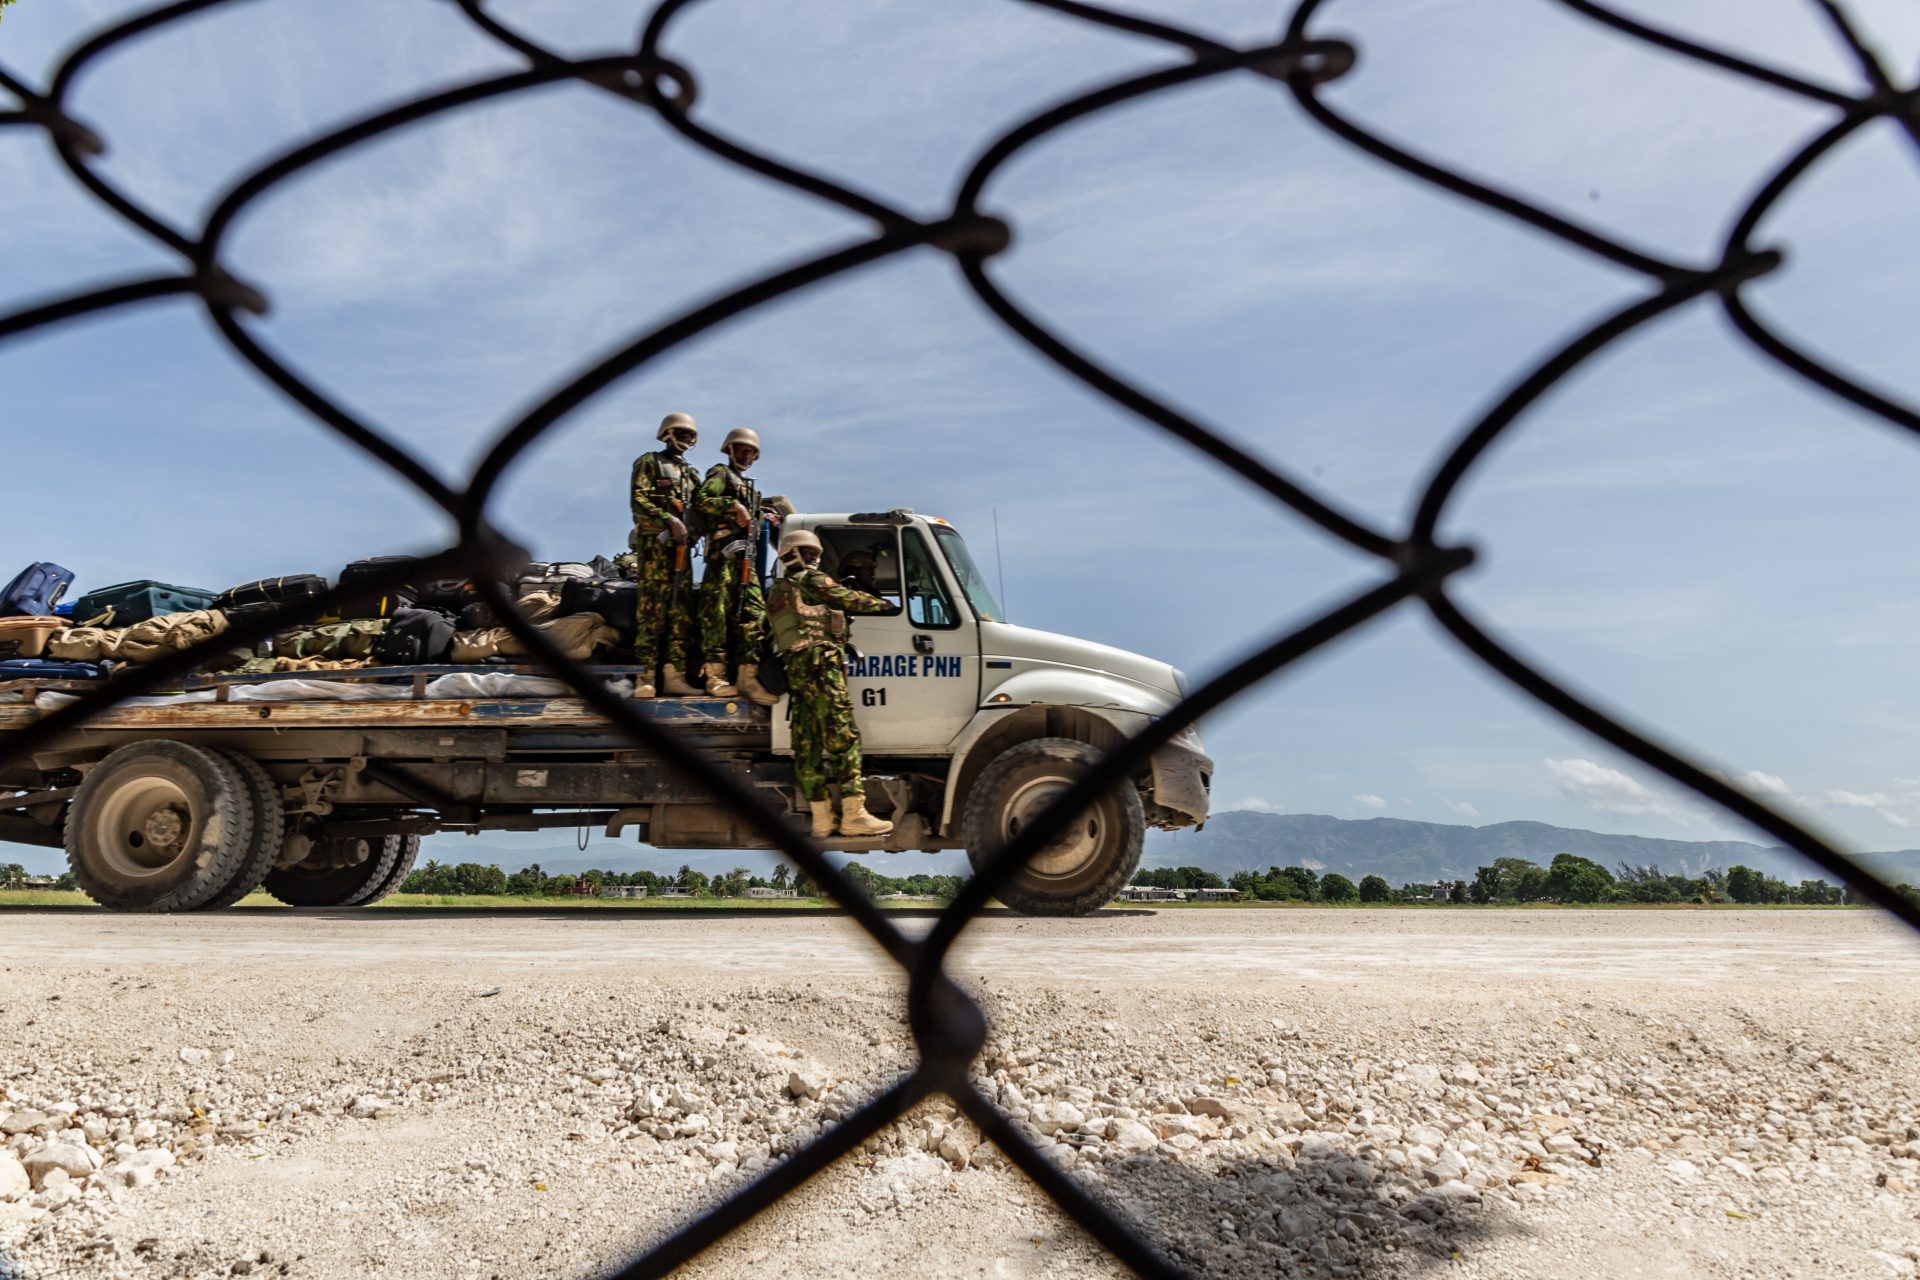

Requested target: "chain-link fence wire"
[{"left": 3, "top": 0, "right": 1919, "bottom": 1273}]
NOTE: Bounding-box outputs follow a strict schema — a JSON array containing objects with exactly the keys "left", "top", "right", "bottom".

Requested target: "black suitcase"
[
  {"left": 336, "top": 557, "right": 418, "bottom": 619},
  {"left": 214, "top": 574, "right": 328, "bottom": 612},
  {"left": 0, "top": 562, "right": 75, "bottom": 618},
  {"left": 370, "top": 607, "right": 456, "bottom": 665}
]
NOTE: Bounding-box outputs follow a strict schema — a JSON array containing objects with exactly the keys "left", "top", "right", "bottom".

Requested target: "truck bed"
[{"left": 0, "top": 664, "right": 768, "bottom": 736}]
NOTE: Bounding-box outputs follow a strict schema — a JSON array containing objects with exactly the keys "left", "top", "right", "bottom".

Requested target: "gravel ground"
[{"left": 0, "top": 907, "right": 1917, "bottom": 1279}]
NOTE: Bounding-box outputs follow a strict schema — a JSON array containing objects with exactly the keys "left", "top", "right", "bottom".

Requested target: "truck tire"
[
  {"left": 65, "top": 741, "right": 256, "bottom": 912},
  {"left": 196, "top": 750, "right": 286, "bottom": 910},
  {"left": 358, "top": 835, "right": 421, "bottom": 905},
  {"left": 261, "top": 835, "right": 408, "bottom": 908},
  {"left": 962, "top": 737, "right": 1143, "bottom": 917}
]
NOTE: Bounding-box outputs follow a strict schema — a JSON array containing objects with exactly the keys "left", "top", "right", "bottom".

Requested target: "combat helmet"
[
  {"left": 720, "top": 426, "right": 760, "bottom": 458},
  {"left": 657, "top": 411, "right": 697, "bottom": 445},
  {"left": 777, "top": 528, "right": 821, "bottom": 570}
]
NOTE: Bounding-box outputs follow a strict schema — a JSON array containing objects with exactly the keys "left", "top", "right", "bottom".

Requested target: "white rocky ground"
[{"left": 0, "top": 908, "right": 1916, "bottom": 1279}]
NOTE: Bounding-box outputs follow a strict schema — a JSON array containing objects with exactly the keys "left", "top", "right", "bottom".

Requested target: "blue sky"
[{"left": 5, "top": 0, "right": 1920, "bottom": 860}]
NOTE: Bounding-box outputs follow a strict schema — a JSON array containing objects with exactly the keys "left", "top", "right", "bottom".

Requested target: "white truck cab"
[{"left": 776, "top": 510, "right": 1212, "bottom": 914}]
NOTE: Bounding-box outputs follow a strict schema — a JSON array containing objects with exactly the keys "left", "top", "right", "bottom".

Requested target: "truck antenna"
[{"left": 992, "top": 507, "right": 1008, "bottom": 618}]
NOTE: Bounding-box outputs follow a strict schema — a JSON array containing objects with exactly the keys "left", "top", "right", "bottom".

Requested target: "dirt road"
[{"left": 1, "top": 908, "right": 1917, "bottom": 1279}]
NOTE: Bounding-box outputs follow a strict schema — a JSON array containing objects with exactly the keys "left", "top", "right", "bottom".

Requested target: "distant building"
[
  {"left": 1430, "top": 882, "right": 1452, "bottom": 901},
  {"left": 1191, "top": 887, "right": 1238, "bottom": 901},
  {"left": 877, "top": 891, "right": 916, "bottom": 901},
  {"left": 659, "top": 886, "right": 693, "bottom": 899},
  {"left": 747, "top": 887, "right": 798, "bottom": 899},
  {"left": 599, "top": 885, "right": 648, "bottom": 899},
  {"left": 1119, "top": 885, "right": 1186, "bottom": 902},
  {"left": 21, "top": 875, "right": 59, "bottom": 889}
]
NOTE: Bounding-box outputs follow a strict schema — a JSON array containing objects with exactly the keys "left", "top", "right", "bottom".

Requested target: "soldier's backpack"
[
  {"left": 0, "top": 563, "right": 75, "bottom": 618},
  {"left": 213, "top": 575, "right": 328, "bottom": 612},
  {"left": 71, "top": 580, "right": 216, "bottom": 627},
  {"left": 336, "top": 557, "right": 418, "bottom": 618},
  {"left": 369, "top": 608, "right": 456, "bottom": 666}
]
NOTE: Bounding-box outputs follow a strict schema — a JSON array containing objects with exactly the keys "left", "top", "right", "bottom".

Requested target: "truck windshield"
[{"left": 931, "top": 525, "right": 1003, "bottom": 622}]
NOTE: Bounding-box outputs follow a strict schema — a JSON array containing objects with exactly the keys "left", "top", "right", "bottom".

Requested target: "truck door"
[{"left": 776, "top": 522, "right": 980, "bottom": 756}]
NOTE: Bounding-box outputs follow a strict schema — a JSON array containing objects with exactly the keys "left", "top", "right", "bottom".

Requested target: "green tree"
[
  {"left": 1725, "top": 864, "right": 1764, "bottom": 904},
  {"left": 1546, "top": 853, "right": 1614, "bottom": 903},
  {"left": 55, "top": 870, "right": 76, "bottom": 891},
  {"left": 1795, "top": 878, "right": 1842, "bottom": 905},
  {"left": 1276, "top": 866, "right": 1319, "bottom": 901},
  {"left": 1358, "top": 874, "right": 1390, "bottom": 903},
  {"left": 0, "top": 863, "right": 27, "bottom": 889},
  {"left": 771, "top": 863, "right": 791, "bottom": 891},
  {"left": 1449, "top": 880, "right": 1467, "bottom": 904},
  {"left": 452, "top": 863, "right": 506, "bottom": 896},
  {"left": 1318, "top": 873, "right": 1358, "bottom": 902}
]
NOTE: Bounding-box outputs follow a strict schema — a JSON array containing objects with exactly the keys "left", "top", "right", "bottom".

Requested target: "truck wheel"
[
  {"left": 195, "top": 751, "right": 286, "bottom": 910},
  {"left": 262, "top": 835, "right": 405, "bottom": 908},
  {"left": 359, "top": 835, "right": 421, "bottom": 905},
  {"left": 962, "top": 737, "right": 1143, "bottom": 917},
  {"left": 65, "top": 741, "right": 256, "bottom": 912}
]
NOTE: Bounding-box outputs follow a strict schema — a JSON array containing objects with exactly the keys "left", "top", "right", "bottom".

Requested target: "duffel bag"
[
  {"left": 336, "top": 556, "right": 418, "bottom": 618},
  {"left": 48, "top": 626, "right": 119, "bottom": 663},
  {"left": 0, "top": 562, "right": 75, "bottom": 618},
  {"left": 275, "top": 618, "right": 388, "bottom": 660},
  {"left": 453, "top": 615, "right": 618, "bottom": 664},
  {"left": 557, "top": 577, "right": 638, "bottom": 643},
  {"left": 71, "top": 580, "right": 216, "bottom": 628},
  {"left": 370, "top": 607, "right": 456, "bottom": 666},
  {"left": 214, "top": 574, "right": 328, "bottom": 612},
  {"left": 456, "top": 601, "right": 496, "bottom": 631},
  {"left": 113, "top": 610, "right": 230, "bottom": 664}
]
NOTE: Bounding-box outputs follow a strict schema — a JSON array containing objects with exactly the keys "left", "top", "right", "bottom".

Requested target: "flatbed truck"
[{"left": 0, "top": 511, "right": 1211, "bottom": 916}]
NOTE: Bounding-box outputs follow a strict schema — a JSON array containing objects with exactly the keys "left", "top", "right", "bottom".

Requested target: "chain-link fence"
[{"left": 3, "top": 1, "right": 1918, "bottom": 1275}]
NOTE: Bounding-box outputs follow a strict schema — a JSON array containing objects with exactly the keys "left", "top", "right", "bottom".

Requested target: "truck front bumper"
[{"left": 1148, "top": 727, "right": 1211, "bottom": 828}]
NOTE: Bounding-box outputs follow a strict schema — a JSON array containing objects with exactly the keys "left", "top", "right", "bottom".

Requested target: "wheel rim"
[
  {"left": 1003, "top": 775, "right": 1104, "bottom": 880},
  {"left": 87, "top": 776, "right": 196, "bottom": 879}
]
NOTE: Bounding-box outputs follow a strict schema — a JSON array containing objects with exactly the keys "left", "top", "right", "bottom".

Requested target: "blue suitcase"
[
  {"left": 71, "top": 580, "right": 216, "bottom": 627},
  {"left": 0, "top": 658, "right": 109, "bottom": 680},
  {"left": 0, "top": 562, "right": 75, "bottom": 617}
]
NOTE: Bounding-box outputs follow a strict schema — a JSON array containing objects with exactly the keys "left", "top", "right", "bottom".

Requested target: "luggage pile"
[{"left": 0, "top": 554, "right": 642, "bottom": 687}]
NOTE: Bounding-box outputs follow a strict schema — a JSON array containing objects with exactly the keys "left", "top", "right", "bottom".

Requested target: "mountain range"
[
  {"left": 1142, "top": 810, "right": 1920, "bottom": 886},
  {"left": 9, "top": 811, "right": 1915, "bottom": 887}
]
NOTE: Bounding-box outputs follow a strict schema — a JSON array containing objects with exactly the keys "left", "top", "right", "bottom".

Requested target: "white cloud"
[
  {"left": 1544, "top": 758, "right": 1703, "bottom": 824},
  {"left": 1822, "top": 789, "right": 1913, "bottom": 829},
  {"left": 1352, "top": 794, "right": 1387, "bottom": 811},
  {"left": 1228, "top": 796, "right": 1281, "bottom": 814},
  {"left": 1443, "top": 799, "right": 1481, "bottom": 818},
  {"left": 1733, "top": 770, "right": 1791, "bottom": 797}
]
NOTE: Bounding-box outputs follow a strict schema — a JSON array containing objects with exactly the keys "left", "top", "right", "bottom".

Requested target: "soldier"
[
  {"left": 692, "top": 427, "right": 780, "bottom": 705},
  {"left": 629, "top": 411, "right": 703, "bottom": 698},
  {"left": 766, "top": 528, "right": 894, "bottom": 838}
]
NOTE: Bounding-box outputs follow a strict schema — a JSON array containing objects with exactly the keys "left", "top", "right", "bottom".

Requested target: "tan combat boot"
[
  {"left": 809, "top": 799, "right": 836, "bottom": 838},
  {"left": 735, "top": 663, "right": 779, "bottom": 707},
  {"left": 659, "top": 663, "right": 701, "bottom": 696},
  {"left": 633, "top": 678, "right": 657, "bottom": 699},
  {"left": 839, "top": 795, "right": 893, "bottom": 838},
  {"left": 701, "top": 662, "right": 739, "bottom": 697}
]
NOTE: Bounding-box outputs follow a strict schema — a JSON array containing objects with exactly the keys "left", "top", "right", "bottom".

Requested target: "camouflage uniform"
[
  {"left": 767, "top": 567, "right": 888, "bottom": 801},
  {"left": 629, "top": 448, "right": 701, "bottom": 672},
  {"left": 694, "top": 462, "right": 766, "bottom": 671}
]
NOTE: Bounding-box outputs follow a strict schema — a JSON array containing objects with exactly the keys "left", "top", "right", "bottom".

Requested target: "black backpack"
[
  {"left": 755, "top": 633, "right": 790, "bottom": 697},
  {"left": 337, "top": 556, "right": 419, "bottom": 618},
  {"left": 369, "top": 607, "right": 456, "bottom": 665},
  {"left": 557, "top": 578, "right": 638, "bottom": 644}
]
